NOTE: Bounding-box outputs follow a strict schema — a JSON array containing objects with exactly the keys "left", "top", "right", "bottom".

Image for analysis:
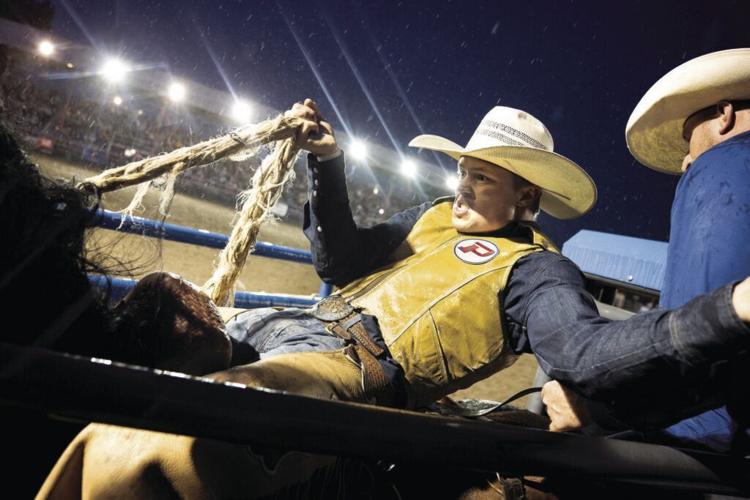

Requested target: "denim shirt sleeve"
[
  {"left": 504, "top": 251, "right": 750, "bottom": 427},
  {"left": 302, "top": 152, "right": 431, "bottom": 287}
]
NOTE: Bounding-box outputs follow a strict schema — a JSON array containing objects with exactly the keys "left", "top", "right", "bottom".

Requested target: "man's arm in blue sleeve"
[
  {"left": 505, "top": 251, "right": 750, "bottom": 427},
  {"left": 302, "top": 152, "right": 431, "bottom": 287}
]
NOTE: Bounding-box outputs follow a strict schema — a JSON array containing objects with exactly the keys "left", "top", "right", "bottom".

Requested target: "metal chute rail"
[{"left": 1, "top": 342, "right": 749, "bottom": 496}]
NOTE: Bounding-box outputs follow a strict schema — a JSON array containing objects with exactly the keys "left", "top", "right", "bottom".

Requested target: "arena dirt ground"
[{"left": 33, "top": 152, "right": 541, "bottom": 406}]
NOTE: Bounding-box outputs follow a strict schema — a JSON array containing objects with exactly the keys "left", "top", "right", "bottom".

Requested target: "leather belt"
[{"left": 307, "top": 296, "right": 389, "bottom": 398}]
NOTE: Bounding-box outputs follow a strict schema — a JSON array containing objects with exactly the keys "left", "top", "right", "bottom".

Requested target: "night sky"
[{"left": 47, "top": 0, "right": 750, "bottom": 244}]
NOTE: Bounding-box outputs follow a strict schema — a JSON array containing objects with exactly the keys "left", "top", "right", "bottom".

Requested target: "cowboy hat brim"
[
  {"left": 409, "top": 134, "right": 597, "bottom": 219},
  {"left": 626, "top": 48, "right": 750, "bottom": 174}
]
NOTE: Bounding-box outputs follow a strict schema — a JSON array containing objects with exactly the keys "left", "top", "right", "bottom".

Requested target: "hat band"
[{"left": 476, "top": 119, "right": 547, "bottom": 149}]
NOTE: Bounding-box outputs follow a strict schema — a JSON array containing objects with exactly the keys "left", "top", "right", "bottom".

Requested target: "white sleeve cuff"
[{"left": 316, "top": 149, "right": 343, "bottom": 162}]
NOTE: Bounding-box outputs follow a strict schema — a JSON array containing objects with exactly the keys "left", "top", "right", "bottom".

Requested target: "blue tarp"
[{"left": 562, "top": 230, "right": 668, "bottom": 292}]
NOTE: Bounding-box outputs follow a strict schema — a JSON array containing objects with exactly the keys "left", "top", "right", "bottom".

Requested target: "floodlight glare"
[
  {"left": 400, "top": 159, "right": 417, "bottom": 178},
  {"left": 100, "top": 58, "right": 129, "bottom": 83},
  {"left": 231, "top": 99, "right": 252, "bottom": 123},
  {"left": 349, "top": 139, "right": 368, "bottom": 161},
  {"left": 445, "top": 173, "right": 459, "bottom": 191},
  {"left": 112, "top": 95, "right": 123, "bottom": 106},
  {"left": 37, "top": 40, "right": 55, "bottom": 57},
  {"left": 167, "top": 81, "right": 186, "bottom": 103},
  {"left": 372, "top": 187, "right": 379, "bottom": 195}
]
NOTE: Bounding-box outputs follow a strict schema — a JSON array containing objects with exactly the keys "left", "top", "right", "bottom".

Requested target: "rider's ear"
[
  {"left": 517, "top": 185, "right": 541, "bottom": 208},
  {"left": 716, "top": 101, "right": 736, "bottom": 136}
]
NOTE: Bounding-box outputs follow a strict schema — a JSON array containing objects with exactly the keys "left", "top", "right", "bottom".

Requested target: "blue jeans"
[
  {"left": 226, "top": 308, "right": 346, "bottom": 359},
  {"left": 225, "top": 307, "right": 408, "bottom": 407}
]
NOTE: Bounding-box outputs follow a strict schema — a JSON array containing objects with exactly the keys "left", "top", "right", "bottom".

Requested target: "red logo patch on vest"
[{"left": 454, "top": 239, "right": 499, "bottom": 264}]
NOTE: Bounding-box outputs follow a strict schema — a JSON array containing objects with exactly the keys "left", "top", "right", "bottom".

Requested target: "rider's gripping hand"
[
  {"left": 284, "top": 98, "right": 339, "bottom": 157},
  {"left": 541, "top": 380, "right": 592, "bottom": 432}
]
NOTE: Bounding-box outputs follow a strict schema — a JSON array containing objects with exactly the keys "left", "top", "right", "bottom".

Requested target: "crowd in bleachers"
[{"left": 1, "top": 49, "right": 437, "bottom": 227}]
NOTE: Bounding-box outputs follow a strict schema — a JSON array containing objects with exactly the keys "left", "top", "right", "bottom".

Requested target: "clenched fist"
[
  {"left": 284, "top": 98, "right": 339, "bottom": 157},
  {"left": 541, "top": 381, "right": 592, "bottom": 432}
]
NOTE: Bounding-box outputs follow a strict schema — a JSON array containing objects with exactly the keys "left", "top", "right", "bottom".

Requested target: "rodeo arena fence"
[
  {"left": 1, "top": 208, "right": 750, "bottom": 495},
  {"left": 90, "top": 209, "right": 333, "bottom": 307}
]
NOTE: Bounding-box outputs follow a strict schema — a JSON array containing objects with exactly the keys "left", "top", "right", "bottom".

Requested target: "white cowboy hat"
[
  {"left": 408, "top": 106, "right": 596, "bottom": 219},
  {"left": 626, "top": 48, "right": 750, "bottom": 174}
]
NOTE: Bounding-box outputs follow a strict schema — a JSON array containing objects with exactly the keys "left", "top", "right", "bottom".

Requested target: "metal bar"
[
  {"left": 527, "top": 367, "right": 550, "bottom": 415},
  {"left": 0, "top": 343, "right": 747, "bottom": 495},
  {"left": 88, "top": 275, "right": 318, "bottom": 308},
  {"left": 234, "top": 291, "right": 317, "bottom": 309},
  {"left": 94, "top": 209, "right": 313, "bottom": 264},
  {"left": 318, "top": 282, "right": 333, "bottom": 298},
  {"left": 583, "top": 272, "right": 660, "bottom": 298}
]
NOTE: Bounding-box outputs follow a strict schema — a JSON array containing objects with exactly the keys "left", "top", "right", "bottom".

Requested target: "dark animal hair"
[{"left": 0, "top": 120, "right": 114, "bottom": 356}]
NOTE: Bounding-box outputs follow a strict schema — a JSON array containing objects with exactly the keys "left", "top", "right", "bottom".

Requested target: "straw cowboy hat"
[
  {"left": 626, "top": 48, "right": 750, "bottom": 174},
  {"left": 409, "top": 106, "right": 596, "bottom": 219}
]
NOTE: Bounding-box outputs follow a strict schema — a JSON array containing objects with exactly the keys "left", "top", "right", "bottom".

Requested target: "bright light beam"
[
  {"left": 167, "top": 81, "right": 186, "bottom": 103},
  {"left": 59, "top": 0, "right": 101, "bottom": 52},
  {"left": 231, "top": 99, "right": 253, "bottom": 123},
  {"left": 194, "top": 20, "right": 238, "bottom": 100},
  {"left": 38, "top": 40, "right": 55, "bottom": 57},
  {"left": 349, "top": 139, "right": 368, "bottom": 161},
  {"left": 322, "top": 10, "right": 431, "bottom": 202},
  {"left": 322, "top": 14, "right": 402, "bottom": 156},
  {"left": 445, "top": 173, "right": 459, "bottom": 191},
  {"left": 362, "top": 24, "right": 448, "bottom": 170},
  {"left": 276, "top": 2, "right": 352, "bottom": 138},
  {"left": 100, "top": 58, "right": 129, "bottom": 83},
  {"left": 401, "top": 159, "right": 418, "bottom": 178}
]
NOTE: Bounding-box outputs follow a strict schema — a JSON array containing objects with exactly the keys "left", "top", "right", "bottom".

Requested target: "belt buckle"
[{"left": 307, "top": 295, "right": 354, "bottom": 322}]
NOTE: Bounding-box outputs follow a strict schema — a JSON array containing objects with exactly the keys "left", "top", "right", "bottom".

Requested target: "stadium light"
[
  {"left": 37, "top": 40, "right": 55, "bottom": 57},
  {"left": 400, "top": 159, "right": 417, "bottom": 178},
  {"left": 349, "top": 139, "right": 368, "bottom": 161},
  {"left": 373, "top": 187, "right": 379, "bottom": 195},
  {"left": 231, "top": 99, "right": 253, "bottom": 123},
  {"left": 100, "top": 57, "right": 130, "bottom": 84},
  {"left": 445, "top": 173, "right": 459, "bottom": 191},
  {"left": 167, "top": 81, "right": 186, "bottom": 103},
  {"left": 112, "top": 95, "right": 123, "bottom": 106}
]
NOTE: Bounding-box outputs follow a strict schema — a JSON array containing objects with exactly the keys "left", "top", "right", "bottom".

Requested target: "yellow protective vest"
[{"left": 338, "top": 201, "right": 558, "bottom": 407}]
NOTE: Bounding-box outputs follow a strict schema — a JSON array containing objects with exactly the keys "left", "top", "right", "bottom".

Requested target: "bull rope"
[
  {"left": 79, "top": 114, "right": 303, "bottom": 306},
  {"left": 202, "top": 137, "right": 299, "bottom": 305},
  {"left": 79, "top": 115, "right": 303, "bottom": 193}
]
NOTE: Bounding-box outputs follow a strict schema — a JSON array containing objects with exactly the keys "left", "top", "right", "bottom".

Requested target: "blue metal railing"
[
  {"left": 96, "top": 210, "right": 314, "bottom": 264},
  {"left": 92, "top": 209, "right": 332, "bottom": 307},
  {"left": 88, "top": 275, "right": 320, "bottom": 308}
]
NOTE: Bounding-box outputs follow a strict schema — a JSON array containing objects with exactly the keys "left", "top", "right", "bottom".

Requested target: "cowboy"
[
  {"left": 543, "top": 49, "right": 750, "bottom": 450},
  {"left": 39, "top": 99, "right": 750, "bottom": 497},
  {"left": 228, "top": 100, "right": 600, "bottom": 410}
]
